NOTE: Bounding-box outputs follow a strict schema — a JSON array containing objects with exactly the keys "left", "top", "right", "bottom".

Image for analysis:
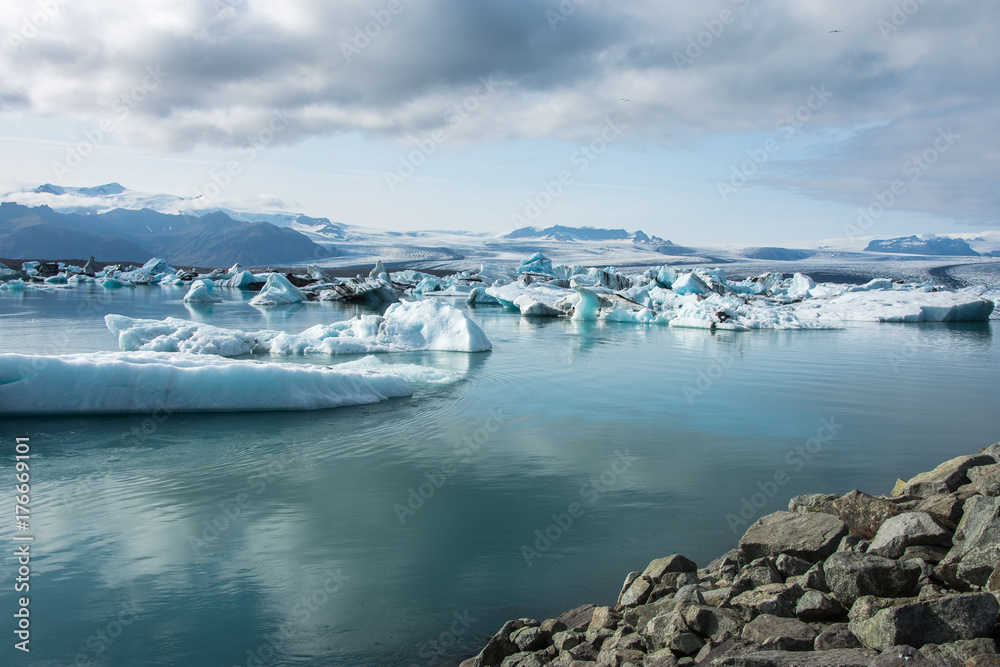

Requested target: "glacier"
[
  {"left": 0, "top": 352, "right": 413, "bottom": 415},
  {"left": 106, "top": 299, "right": 493, "bottom": 356}
]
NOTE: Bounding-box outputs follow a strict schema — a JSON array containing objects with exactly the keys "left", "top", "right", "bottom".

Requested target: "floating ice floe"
[
  {"left": 249, "top": 273, "right": 306, "bottom": 306},
  {"left": 0, "top": 352, "right": 412, "bottom": 415},
  {"left": 106, "top": 299, "right": 492, "bottom": 356},
  {"left": 788, "top": 290, "right": 996, "bottom": 323},
  {"left": 183, "top": 279, "right": 223, "bottom": 303}
]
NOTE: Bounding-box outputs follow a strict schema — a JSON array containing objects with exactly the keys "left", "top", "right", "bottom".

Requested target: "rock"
[
  {"left": 982, "top": 442, "right": 1000, "bottom": 462},
  {"left": 619, "top": 571, "right": 641, "bottom": 599},
  {"left": 706, "top": 549, "right": 743, "bottom": 582},
  {"left": 795, "top": 588, "right": 846, "bottom": 622},
  {"left": 620, "top": 576, "right": 654, "bottom": 607},
  {"left": 500, "top": 651, "right": 546, "bottom": 667},
  {"left": 838, "top": 534, "right": 871, "bottom": 552},
  {"left": 729, "top": 558, "right": 782, "bottom": 597},
  {"left": 647, "top": 583, "right": 677, "bottom": 603},
  {"left": 868, "top": 511, "right": 953, "bottom": 558},
  {"left": 551, "top": 631, "right": 583, "bottom": 651},
  {"left": 914, "top": 487, "right": 979, "bottom": 530},
  {"left": 692, "top": 635, "right": 761, "bottom": 666},
  {"left": 643, "top": 648, "right": 681, "bottom": 666},
  {"left": 623, "top": 598, "right": 678, "bottom": 634},
  {"left": 868, "top": 645, "right": 947, "bottom": 666},
  {"left": 728, "top": 583, "right": 805, "bottom": 620},
  {"left": 511, "top": 625, "right": 551, "bottom": 652},
  {"left": 776, "top": 554, "right": 813, "bottom": 579},
  {"left": 988, "top": 564, "right": 1000, "bottom": 592},
  {"left": 597, "top": 647, "right": 645, "bottom": 666},
  {"left": 833, "top": 490, "right": 903, "bottom": 539},
  {"left": 824, "top": 551, "right": 922, "bottom": 607},
  {"left": 589, "top": 606, "right": 621, "bottom": 632},
  {"left": 712, "top": 648, "right": 877, "bottom": 666},
  {"left": 848, "top": 595, "right": 914, "bottom": 625},
  {"left": 850, "top": 593, "right": 1000, "bottom": 651},
  {"left": 472, "top": 619, "right": 526, "bottom": 666},
  {"left": 83, "top": 256, "right": 96, "bottom": 275},
  {"left": 788, "top": 493, "right": 841, "bottom": 514},
  {"left": 901, "top": 545, "right": 951, "bottom": 564},
  {"left": 642, "top": 554, "right": 698, "bottom": 581},
  {"left": 967, "top": 657, "right": 1000, "bottom": 667},
  {"left": 540, "top": 618, "right": 566, "bottom": 634},
  {"left": 919, "top": 638, "right": 998, "bottom": 666},
  {"left": 585, "top": 626, "right": 613, "bottom": 649},
  {"left": 936, "top": 496, "right": 1000, "bottom": 589},
  {"left": 814, "top": 624, "right": 863, "bottom": 650},
  {"left": 704, "top": 586, "right": 731, "bottom": 607},
  {"left": 739, "top": 511, "right": 849, "bottom": 563},
  {"left": 893, "top": 455, "right": 995, "bottom": 499},
  {"left": 555, "top": 604, "right": 597, "bottom": 633},
  {"left": 643, "top": 610, "right": 703, "bottom": 655},
  {"left": 679, "top": 604, "right": 742, "bottom": 640},
  {"left": 673, "top": 585, "right": 705, "bottom": 605},
  {"left": 797, "top": 562, "right": 829, "bottom": 593},
  {"left": 741, "top": 614, "right": 817, "bottom": 651},
  {"left": 968, "top": 463, "right": 1000, "bottom": 496}
]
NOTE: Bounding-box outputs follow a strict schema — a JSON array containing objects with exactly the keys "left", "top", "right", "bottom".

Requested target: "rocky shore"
[{"left": 460, "top": 443, "right": 1000, "bottom": 667}]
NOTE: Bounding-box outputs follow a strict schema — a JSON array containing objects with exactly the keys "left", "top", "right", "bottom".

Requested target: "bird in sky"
[
  {"left": 620, "top": 98, "right": 630, "bottom": 102},
  {"left": 829, "top": 29, "right": 841, "bottom": 33}
]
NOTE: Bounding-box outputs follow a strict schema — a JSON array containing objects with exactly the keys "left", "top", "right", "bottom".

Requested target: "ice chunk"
[
  {"left": 183, "top": 279, "right": 223, "bottom": 303},
  {"left": 786, "top": 273, "right": 817, "bottom": 299},
  {"left": 0, "top": 352, "right": 411, "bottom": 415},
  {"left": 222, "top": 271, "right": 259, "bottom": 289},
  {"left": 105, "top": 300, "right": 492, "bottom": 356},
  {"left": 466, "top": 287, "right": 500, "bottom": 305},
  {"left": 334, "top": 355, "right": 460, "bottom": 385},
  {"left": 791, "top": 290, "right": 995, "bottom": 322},
  {"left": 249, "top": 273, "right": 306, "bottom": 306},
  {"left": 517, "top": 253, "right": 554, "bottom": 275},
  {"left": 671, "top": 272, "right": 711, "bottom": 295},
  {"left": 847, "top": 278, "right": 894, "bottom": 292},
  {"left": 571, "top": 286, "right": 601, "bottom": 321}
]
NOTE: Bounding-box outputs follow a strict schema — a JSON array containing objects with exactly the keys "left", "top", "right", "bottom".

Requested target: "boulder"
[
  {"left": 968, "top": 463, "right": 1000, "bottom": 496},
  {"left": 988, "top": 563, "right": 1000, "bottom": 592},
  {"left": 868, "top": 645, "right": 946, "bottom": 666},
  {"left": 619, "top": 575, "right": 654, "bottom": 607},
  {"left": 919, "top": 638, "right": 998, "bottom": 666},
  {"left": 712, "top": 648, "right": 877, "bottom": 666},
  {"left": 588, "top": 606, "right": 621, "bottom": 632},
  {"left": 982, "top": 442, "right": 1000, "bottom": 462},
  {"left": 643, "top": 610, "right": 703, "bottom": 655},
  {"left": 674, "top": 584, "right": 706, "bottom": 605},
  {"left": 679, "top": 604, "right": 742, "bottom": 639},
  {"left": 913, "top": 486, "right": 979, "bottom": 530},
  {"left": 642, "top": 648, "right": 681, "bottom": 666},
  {"left": 642, "top": 554, "right": 697, "bottom": 581},
  {"left": 850, "top": 593, "right": 1000, "bottom": 651},
  {"left": 729, "top": 558, "right": 783, "bottom": 597},
  {"left": 554, "top": 604, "right": 596, "bottom": 633},
  {"left": 739, "top": 511, "right": 849, "bottom": 563},
  {"left": 510, "top": 625, "right": 550, "bottom": 653},
  {"left": 893, "top": 455, "right": 995, "bottom": 499},
  {"left": 775, "top": 553, "right": 813, "bottom": 579},
  {"left": 833, "top": 490, "right": 902, "bottom": 539},
  {"left": 728, "top": 583, "right": 805, "bottom": 620},
  {"left": 550, "top": 631, "right": 583, "bottom": 651},
  {"left": 795, "top": 589, "right": 846, "bottom": 622},
  {"left": 936, "top": 496, "right": 1000, "bottom": 589},
  {"left": 824, "top": 551, "right": 922, "bottom": 607},
  {"left": 470, "top": 619, "right": 527, "bottom": 666},
  {"left": 788, "top": 493, "right": 840, "bottom": 514},
  {"left": 740, "top": 614, "right": 816, "bottom": 651},
  {"left": 901, "top": 545, "right": 951, "bottom": 564},
  {"left": 814, "top": 624, "right": 863, "bottom": 650},
  {"left": 868, "top": 511, "right": 952, "bottom": 558}
]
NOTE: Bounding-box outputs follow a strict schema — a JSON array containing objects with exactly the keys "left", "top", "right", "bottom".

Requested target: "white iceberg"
[
  {"left": 182, "top": 279, "right": 223, "bottom": 303},
  {"left": 249, "top": 273, "right": 306, "bottom": 307},
  {"left": 105, "top": 300, "right": 492, "bottom": 356},
  {"left": 790, "top": 290, "right": 995, "bottom": 323},
  {"left": 0, "top": 352, "right": 411, "bottom": 415}
]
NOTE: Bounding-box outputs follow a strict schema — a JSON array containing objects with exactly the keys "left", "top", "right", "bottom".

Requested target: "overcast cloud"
[{"left": 2, "top": 0, "right": 997, "bottom": 227}]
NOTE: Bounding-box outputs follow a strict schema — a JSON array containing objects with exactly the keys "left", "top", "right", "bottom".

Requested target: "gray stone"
[
  {"left": 850, "top": 593, "right": 1000, "bottom": 651},
  {"left": 500, "top": 652, "right": 547, "bottom": 667},
  {"left": 893, "top": 454, "right": 995, "bottom": 499},
  {"left": 740, "top": 613, "right": 817, "bottom": 651},
  {"left": 673, "top": 584, "right": 705, "bottom": 605},
  {"left": 814, "top": 624, "right": 863, "bottom": 650},
  {"left": 901, "top": 545, "right": 951, "bottom": 564},
  {"left": 739, "top": 511, "right": 849, "bottom": 563},
  {"left": 712, "top": 648, "right": 877, "bottom": 666},
  {"left": 706, "top": 549, "right": 743, "bottom": 582},
  {"left": 968, "top": 463, "right": 1000, "bottom": 496},
  {"left": 585, "top": 626, "right": 613, "bottom": 649},
  {"left": 588, "top": 606, "right": 621, "bottom": 631},
  {"left": 551, "top": 631, "right": 583, "bottom": 651},
  {"left": 868, "top": 511, "right": 953, "bottom": 559},
  {"left": 936, "top": 496, "right": 1000, "bottom": 589},
  {"left": 692, "top": 635, "right": 761, "bottom": 666},
  {"left": 623, "top": 598, "right": 678, "bottom": 635},
  {"left": 776, "top": 553, "right": 813, "bottom": 579},
  {"left": 597, "top": 647, "right": 645, "bottom": 666},
  {"left": 982, "top": 442, "right": 1000, "bottom": 462},
  {"left": 642, "top": 554, "right": 697, "bottom": 581},
  {"left": 847, "top": 595, "right": 914, "bottom": 625},
  {"left": 620, "top": 575, "right": 654, "bottom": 607},
  {"left": 728, "top": 558, "right": 783, "bottom": 598},
  {"left": 838, "top": 534, "right": 871, "bottom": 552},
  {"left": 472, "top": 619, "right": 526, "bottom": 666},
  {"left": 824, "top": 551, "right": 922, "bottom": 607},
  {"left": 643, "top": 610, "right": 703, "bottom": 655},
  {"left": 966, "top": 656, "right": 1000, "bottom": 667},
  {"left": 799, "top": 562, "right": 829, "bottom": 592},
  {"left": 702, "top": 586, "right": 731, "bottom": 607},
  {"left": 511, "top": 625, "right": 551, "bottom": 652},
  {"left": 913, "top": 487, "right": 979, "bottom": 530},
  {"left": 868, "top": 645, "right": 947, "bottom": 667},
  {"left": 795, "top": 588, "right": 846, "bottom": 622},
  {"left": 833, "top": 489, "right": 903, "bottom": 539},
  {"left": 919, "top": 638, "right": 998, "bottom": 667},
  {"left": 679, "top": 604, "right": 742, "bottom": 640},
  {"left": 556, "top": 604, "right": 597, "bottom": 633},
  {"left": 788, "top": 493, "right": 841, "bottom": 514},
  {"left": 642, "top": 648, "right": 680, "bottom": 666},
  {"left": 728, "top": 583, "right": 805, "bottom": 620},
  {"left": 988, "top": 563, "right": 1000, "bottom": 592}
]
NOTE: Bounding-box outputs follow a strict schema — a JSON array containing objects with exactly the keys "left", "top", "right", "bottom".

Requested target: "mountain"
[
  {"left": 0, "top": 203, "right": 334, "bottom": 266},
  {"left": 505, "top": 225, "right": 669, "bottom": 245},
  {"left": 743, "top": 247, "right": 814, "bottom": 261},
  {"left": 864, "top": 235, "right": 980, "bottom": 256}
]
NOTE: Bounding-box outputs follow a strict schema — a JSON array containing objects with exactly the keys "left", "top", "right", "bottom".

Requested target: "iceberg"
[
  {"left": 106, "top": 300, "right": 492, "bottom": 356},
  {"left": 183, "top": 279, "right": 223, "bottom": 303},
  {"left": 249, "top": 273, "right": 306, "bottom": 307},
  {"left": 0, "top": 352, "right": 411, "bottom": 415},
  {"left": 790, "top": 290, "right": 995, "bottom": 323}
]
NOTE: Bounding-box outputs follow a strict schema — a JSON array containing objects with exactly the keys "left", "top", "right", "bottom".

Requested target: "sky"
[{"left": 1, "top": 0, "right": 998, "bottom": 246}]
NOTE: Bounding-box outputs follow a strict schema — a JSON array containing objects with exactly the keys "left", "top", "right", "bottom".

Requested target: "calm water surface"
[{"left": 0, "top": 285, "right": 998, "bottom": 666}]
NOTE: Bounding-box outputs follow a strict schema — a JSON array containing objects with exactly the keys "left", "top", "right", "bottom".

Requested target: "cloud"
[{"left": 1, "top": 0, "right": 998, "bottom": 224}]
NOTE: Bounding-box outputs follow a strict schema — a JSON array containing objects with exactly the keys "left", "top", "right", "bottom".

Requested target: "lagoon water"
[{"left": 1, "top": 285, "right": 998, "bottom": 665}]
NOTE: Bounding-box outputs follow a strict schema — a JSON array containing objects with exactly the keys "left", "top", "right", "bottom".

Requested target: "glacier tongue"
[{"left": 0, "top": 352, "right": 412, "bottom": 415}]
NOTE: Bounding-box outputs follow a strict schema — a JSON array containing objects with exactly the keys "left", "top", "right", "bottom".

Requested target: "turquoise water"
[{"left": 0, "top": 285, "right": 998, "bottom": 666}]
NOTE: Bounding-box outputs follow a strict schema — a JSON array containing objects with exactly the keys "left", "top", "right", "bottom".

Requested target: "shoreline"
[{"left": 460, "top": 443, "right": 1000, "bottom": 667}]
